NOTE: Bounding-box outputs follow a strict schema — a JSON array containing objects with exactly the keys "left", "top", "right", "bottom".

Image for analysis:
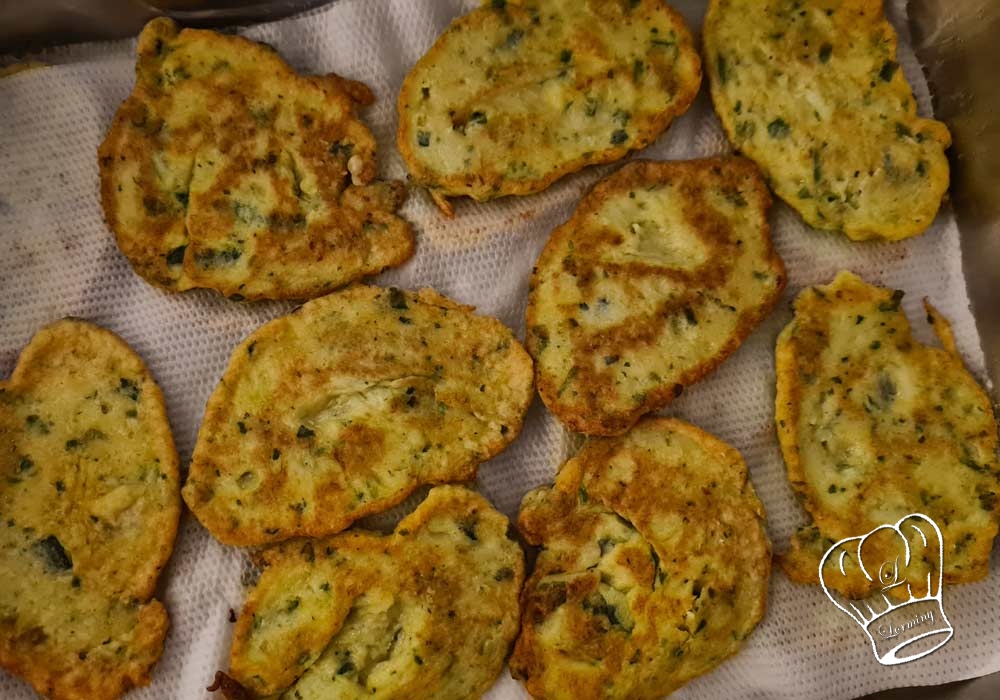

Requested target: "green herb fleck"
[
  {"left": 819, "top": 43, "right": 832, "bottom": 63},
  {"left": 717, "top": 54, "right": 728, "bottom": 84},
  {"left": 610, "top": 129, "right": 628, "bottom": 145},
  {"left": 118, "top": 377, "right": 140, "bottom": 401},
  {"left": 767, "top": 118, "right": 790, "bottom": 139},
  {"left": 34, "top": 535, "right": 73, "bottom": 572},
  {"left": 879, "top": 60, "right": 899, "bottom": 82},
  {"left": 165, "top": 245, "right": 186, "bottom": 266},
  {"left": 297, "top": 425, "right": 315, "bottom": 439}
]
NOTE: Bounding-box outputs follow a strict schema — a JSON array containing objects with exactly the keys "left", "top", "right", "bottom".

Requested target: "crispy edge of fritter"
[
  {"left": 774, "top": 272, "right": 1000, "bottom": 589},
  {"left": 527, "top": 158, "right": 786, "bottom": 436},
  {"left": 226, "top": 485, "right": 524, "bottom": 698},
  {"left": 182, "top": 285, "right": 535, "bottom": 546},
  {"left": 0, "top": 600, "right": 169, "bottom": 700},
  {"left": 396, "top": 1, "right": 702, "bottom": 217},
  {"left": 703, "top": 0, "right": 951, "bottom": 241},
  {"left": 512, "top": 417, "right": 771, "bottom": 700},
  {"left": 98, "top": 18, "right": 413, "bottom": 298}
]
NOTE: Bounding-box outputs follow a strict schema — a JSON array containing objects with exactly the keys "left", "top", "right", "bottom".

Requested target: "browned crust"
[
  {"left": 1, "top": 318, "right": 180, "bottom": 597},
  {"left": 226, "top": 486, "right": 524, "bottom": 698},
  {"left": 774, "top": 272, "right": 1000, "bottom": 592},
  {"left": 98, "top": 18, "right": 414, "bottom": 299},
  {"left": 397, "top": 0, "right": 702, "bottom": 216},
  {"left": 703, "top": 0, "right": 951, "bottom": 241},
  {"left": 182, "top": 285, "right": 534, "bottom": 546},
  {"left": 0, "top": 602, "right": 169, "bottom": 700},
  {"left": 0, "top": 319, "right": 178, "bottom": 700},
  {"left": 527, "top": 157, "right": 786, "bottom": 435},
  {"left": 511, "top": 417, "right": 771, "bottom": 699}
]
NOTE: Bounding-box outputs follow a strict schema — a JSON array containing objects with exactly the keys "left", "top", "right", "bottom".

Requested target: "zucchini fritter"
[
  {"left": 776, "top": 272, "right": 1000, "bottom": 596},
  {"left": 99, "top": 18, "right": 413, "bottom": 300},
  {"left": 704, "top": 0, "right": 951, "bottom": 241},
  {"left": 527, "top": 158, "right": 785, "bottom": 435},
  {"left": 0, "top": 320, "right": 179, "bottom": 700},
  {"left": 511, "top": 418, "right": 771, "bottom": 700},
  {"left": 218, "top": 486, "right": 523, "bottom": 700},
  {"left": 182, "top": 286, "right": 534, "bottom": 546},
  {"left": 398, "top": 0, "right": 701, "bottom": 215}
]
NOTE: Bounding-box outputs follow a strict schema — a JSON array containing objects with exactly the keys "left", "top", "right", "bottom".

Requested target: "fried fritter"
[
  {"left": 526, "top": 158, "right": 785, "bottom": 436},
  {"left": 0, "top": 320, "right": 179, "bottom": 700},
  {"left": 182, "top": 286, "right": 534, "bottom": 546},
  {"left": 511, "top": 417, "right": 771, "bottom": 700},
  {"left": 398, "top": 0, "right": 701, "bottom": 215},
  {"left": 218, "top": 486, "right": 523, "bottom": 700},
  {"left": 704, "top": 0, "right": 951, "bottom": 241},
  {"left": 776, "top": 272, "right": 1000, "bottom": 596},
  {"left": 99, "top": 18, "right": 413, "bottom": 300}
]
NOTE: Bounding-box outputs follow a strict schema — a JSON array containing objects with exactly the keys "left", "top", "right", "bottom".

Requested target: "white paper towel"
[{"left": 1, "top": 1, "right": 997, "bottom": 698}]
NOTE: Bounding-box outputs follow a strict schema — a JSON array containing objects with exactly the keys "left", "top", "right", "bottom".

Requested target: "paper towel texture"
[{"left": 1, "top": 1, "right": 997, "bottom": 699}]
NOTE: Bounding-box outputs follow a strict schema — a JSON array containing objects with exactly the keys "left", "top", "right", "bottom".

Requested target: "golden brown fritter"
[
  {"left": 99, "top": 18, "right": 413, "bottom": 300},
  {"left": 511, "top": 417, "right": 771, "bottom": 700},
  {"left": 0, "top": 320, "right": 179, "bottom": 700},
  {"left": 527, "top": 158, "right": 785, "bottom": 435},
  {"left": 398, "top": 0, "right": 701, "bottom": 215},
  {"left": 218, "top": 486, "right": 523, "bottom": 700},
  {"left": 776, "top": 272, "right": 1000, "bottom": 596},
  {"left": 182, "top": 285, "right": 534, "bottom": 546},
  {"left": 704, "top": 0, "right": 951, "bottom": 241}
]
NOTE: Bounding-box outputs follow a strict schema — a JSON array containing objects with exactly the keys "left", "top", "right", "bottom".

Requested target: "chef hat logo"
[{"left": 819, "top": 513, "right": 953, "bottom": 666}]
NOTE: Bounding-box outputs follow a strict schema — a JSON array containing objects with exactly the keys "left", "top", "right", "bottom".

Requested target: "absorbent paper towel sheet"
[{"left": 1, "top": 1, "right": 997, "bottom": 698}]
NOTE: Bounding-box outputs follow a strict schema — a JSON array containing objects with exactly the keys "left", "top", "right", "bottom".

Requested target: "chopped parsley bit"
[
  {"left": 35, "top": 535, "right": 73, "bottom": 571},
  {"left": 767, "top": 118, "right": 790, "bottom": 138},
  {"left": 505, "top": 29, "right": 524, "bottom": 49},
  {"left": 328, "top": 141, "right": 354, "bottom": 158},
  {"left": 560, "top": 49, "right": 572, "bottom": 63},
  {"left": 494, "top": 567, "right": 515, "bottom": 581},
  {"left": 856, "top": 315, "right": 865, "bottom": 324},
  {"left": 818, "top": 43, "right": 832, "bottom": 63},
  {"left": 118, "top": 377, "right": 140, "bottom": 401},
  {"left": 460, "top": 519, "right": 478, "bottom": 541},
  {"left": 878, "top": 289, "right": 904, "bottom": 312},
  {"left": 417, "top": 131, "right": 430, "bottom": 147},
  {"left": 337, "top": 660, "right": 355, "bottom": 675},
  {"left": 388, "top": 287, "right": 408, "bottom": 310},
  {"left": 716, "top": 54, "right": 728, "bottom": 84},
  {"left": 579, "top": 485, "right": 589, "bottom": 503},
  {"left": 272, "top": 448, "right": 281, "bottom": 460},
  {"left": 296, "top": 425, "right": 315, "bottom": 439},
  {"left": 610, "top": 129, "right": 629, "bottom": 145},
  {"left": 869, "top": 340, "right": 882, "bottom": 350},
  {"left": 879, "top": 60, "right": 899, "bottom": 82}
]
